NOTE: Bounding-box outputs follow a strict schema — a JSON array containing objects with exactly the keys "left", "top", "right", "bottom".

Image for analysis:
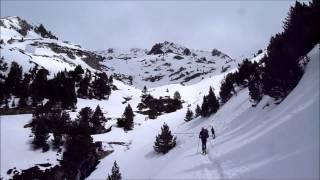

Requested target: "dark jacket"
[
  {"left": 211, "top": 127, "right": 215, "bottom": 135},
  {"left": 199, "top": 129, "right": 209, "bottom": 141}
]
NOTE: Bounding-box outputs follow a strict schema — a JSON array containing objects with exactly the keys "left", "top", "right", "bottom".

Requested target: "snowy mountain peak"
[
  {"left": 0, "top": 16, "right": 58, "bottom": 41},
  {"left": 97, "top": 41, "right": 239, "bottom": 88},
  {"left": 0, "top": 17, "right": 104, "bottom": 76},
  {"left": 147, "top": 41, "right": 190, "bottom": 55},
  {"left": 1, "top": 16, "right": 33, "bottom": 40}
]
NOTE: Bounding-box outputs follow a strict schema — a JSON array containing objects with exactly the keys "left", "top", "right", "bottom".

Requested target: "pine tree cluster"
[
  {"left": 200, "top": 86, "right": 219, "bottom": 117},
  {"left": 137, "top": 91, "right": 182, "bottom": 119},
  {"left": 23, "top": 105, "right": 107, "bottom": 179},
  {"left": 216, "top": 1, "right": 319, "bottom": 106},
  {"left": 253, "top": 1, "right": 319, "bottom": 102},
  {"left": 219, "top": 60, "right": 260, "bottom": 104},
  {"left": 29, "top": 104, "right": 107, "bottom": 152},
  {"left": 0, "top": 61, "right": 113, "bottom": 110},
  {"left": 34, "top": 24, "right": 58, "bottom": 40}
]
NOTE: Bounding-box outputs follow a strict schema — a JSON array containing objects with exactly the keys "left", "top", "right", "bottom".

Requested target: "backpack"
[{"left": 200, "top": 129, "right": 209, "bottom": 139}]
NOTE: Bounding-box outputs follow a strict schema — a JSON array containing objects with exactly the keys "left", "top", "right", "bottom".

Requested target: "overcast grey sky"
[{"left": 1, "top": 1, "right": 297, "bottom": 58}]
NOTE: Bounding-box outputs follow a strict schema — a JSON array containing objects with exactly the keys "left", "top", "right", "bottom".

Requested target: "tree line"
[
  {"left": 12, "top": 104, "right": 109, "bottom": 179},
  {"left": 250, "top": 0, "right": 319, "bottom": 103},
  {"left": 0, "top": 61, "right": 113, "bottom": 110},
  {"left": 186, "top": 0, "right": 320, "bottom": 119}
]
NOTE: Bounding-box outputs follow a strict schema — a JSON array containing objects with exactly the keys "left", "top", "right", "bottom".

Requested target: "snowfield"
[
  {"left": 1, "top": 45, "right": 319, "bottom": 179},
  {"left": 87, "top": 45, "right": 319, "bottom": 179},
  {"left": 0, "top": 16, "right": 318, "bottom": 180},
  {"left": 0, "top": 115, "right": 62, "bottom": 177}
]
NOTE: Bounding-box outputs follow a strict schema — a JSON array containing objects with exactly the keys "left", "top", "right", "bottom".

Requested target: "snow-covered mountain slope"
[
  {"left": 1, "top": 44, "right": 318, "bottom": 179},
  {"left": 87, "top": 44, "right": 319, "bottom": 179},
  {"left": 1, "top": 45, "right": 318, "bottom": 179},
  {"left": 1, "top": 16, "right": 318, "bottom": 180},
  {"left": 97, "top": 41, "right": 239, "bottom": 88},
  {"left": 0, "top": 16, "right": 103, "bottom": 77}
]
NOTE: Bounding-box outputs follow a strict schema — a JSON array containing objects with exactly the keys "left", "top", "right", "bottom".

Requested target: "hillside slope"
[
  {"left": 0, "top": 16, "right": 318, "bottom": 180},
  {"left": 97, "top": 41, "right": 240, "bottom": 88},
  {"left": 0, "top": 16, "right": 103, "bottom": 77},
  {"left": 88, "top": 45, "right": 319, "bottom": 179}
]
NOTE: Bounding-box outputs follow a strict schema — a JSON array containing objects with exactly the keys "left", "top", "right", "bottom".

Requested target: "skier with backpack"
[{"left": 199, "top": 127, "right": 209, "bottom": 154}]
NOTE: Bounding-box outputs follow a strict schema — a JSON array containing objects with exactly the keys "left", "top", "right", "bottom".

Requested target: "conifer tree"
[
  {"left": 62, "top": 78, "right": 77, "bottom": 109},
  {"left": 184, "top": 108, "right": 194, "bottom": 122},
  {"left": 121, "top": 104, "right": 134, "bottom": 130},
  {"left": 0, "top": 57, "right": 8, "bottom": 73},
  {"left": 108, "top": 75, "right": 113, "bottom": 84},
  {"left": 61, "top": 126, "right": 96, "bottom": 179},
  {"left": 154, "top": 123, "right": 177, "bottom": 154},
  {"left": 142, "top": 86, "right": 147, "bottom": 94},
  {"left": 11, "top": 98, "right": 15, "bottom": 108},
  {"left": 128, "top": 76, "right": 133, "bottom": 85},
  {"left": 260, "top": 1, "right": 319, "bottom": 99},
  {"left": 207, "top": 86, "right": 220, "bottom": 114},
  {"left": 31, "top": 69, "right": 49, "bottom": 106},
  {"left": 0, "top": 82, "right": 5, "bottom": 105},
  {"left": 235, "top": 59, "right": 255, "bottom": 86},
  {"left": 78, "top": 75, "right": 90, "bottom": 98},
  {"left": 92, "top": 72, "right": 111, "bottom": 99},
  {"left": 52, "top": 111, "right": 71, "bottom": 149},
  {"left": 107, "top": 161, "right": 122, "bottom": 180},
  {"left": 219, "top": 74, "right": 235, "bottom": 104},
  {"left": 69, "top": 65, "right": 84, "bottom": 83},
  {"left": 76, "top": 107, "right": 93, "bottom": 135},
  {"left": 35, "top": 24, "right": 57, "bottom": 39},
  {"left": 248, "top": 65, "right": 263, "bottom": 106},
  {"left": 18, "top": 97, "right": 27, "bottom": 108},
  {"left": 0, "top": 58, "right": 8, "bottom": 105},
  {"left": 200, "top": 87, "right": 219, "bottom": 117},
  {"left": 31, "top": 110, "right": 50, "bottom": 152},
  {"left": 200, "top": 96, "right": 209, "bottom": 117},
  {"left": 195, "top": 104, "right": 201, "bottom": 117},
  {"left": 5, "top": 61, "right": 22, "bottom": 96},
  {"left": 148, "top": 108, "right": 158, "bottom": 119},
  {"left": 173, "top": 91, "right": 181, "bottom": 100},
  {"left": 0, "top": 57, "right": 8, "bottom": 92},
  {"left": 91, "top": 105, "right": 107, "bottom": 133},
  {"left": 18, "top": 73, "right": 31, "bottom": 103}
]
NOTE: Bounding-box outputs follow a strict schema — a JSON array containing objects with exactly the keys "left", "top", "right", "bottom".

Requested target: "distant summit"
[
  {"left": 147, "top": 41, "right": 190, "bottom": 55},
  {"left": 97, "top": 41, "right": 239, "bottom": 88},
  {"left": 0, "top": 16, "right": 103, "bottom": 74}
]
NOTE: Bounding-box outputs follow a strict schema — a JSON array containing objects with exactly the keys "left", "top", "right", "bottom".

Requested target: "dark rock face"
[
  {"left": 211, "top": 49, "right": 222, "bottom": 56},
  {"left": 17, "top": 18, "right": 32, "bottom": 37},
  {"left": 30, "top": 42, "right": 104, "bottom": 70},
  {"left": 183, "top": 48, "right": 191, "bottom": 56},
  {"left": 147, "top": 43, "right": 164, "bottom": 55}
]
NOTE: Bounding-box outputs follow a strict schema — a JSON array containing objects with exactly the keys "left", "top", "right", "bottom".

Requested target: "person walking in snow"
[
  {"left": 199, "top": 127, "right": 209, "bottom": 154},
  {"left": 211, "top": 126, "right": 215, "bottom": 139}
]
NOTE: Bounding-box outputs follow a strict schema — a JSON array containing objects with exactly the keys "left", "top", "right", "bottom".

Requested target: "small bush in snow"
[
  {"left": 154, "top": 123, "right": 177, "bottom": 154},
  {"left": 184, "top": 108, "right": 194, "bottom": 122},
  {"left": 107, "top": 161, "right": 122, "bottom": 180}
]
